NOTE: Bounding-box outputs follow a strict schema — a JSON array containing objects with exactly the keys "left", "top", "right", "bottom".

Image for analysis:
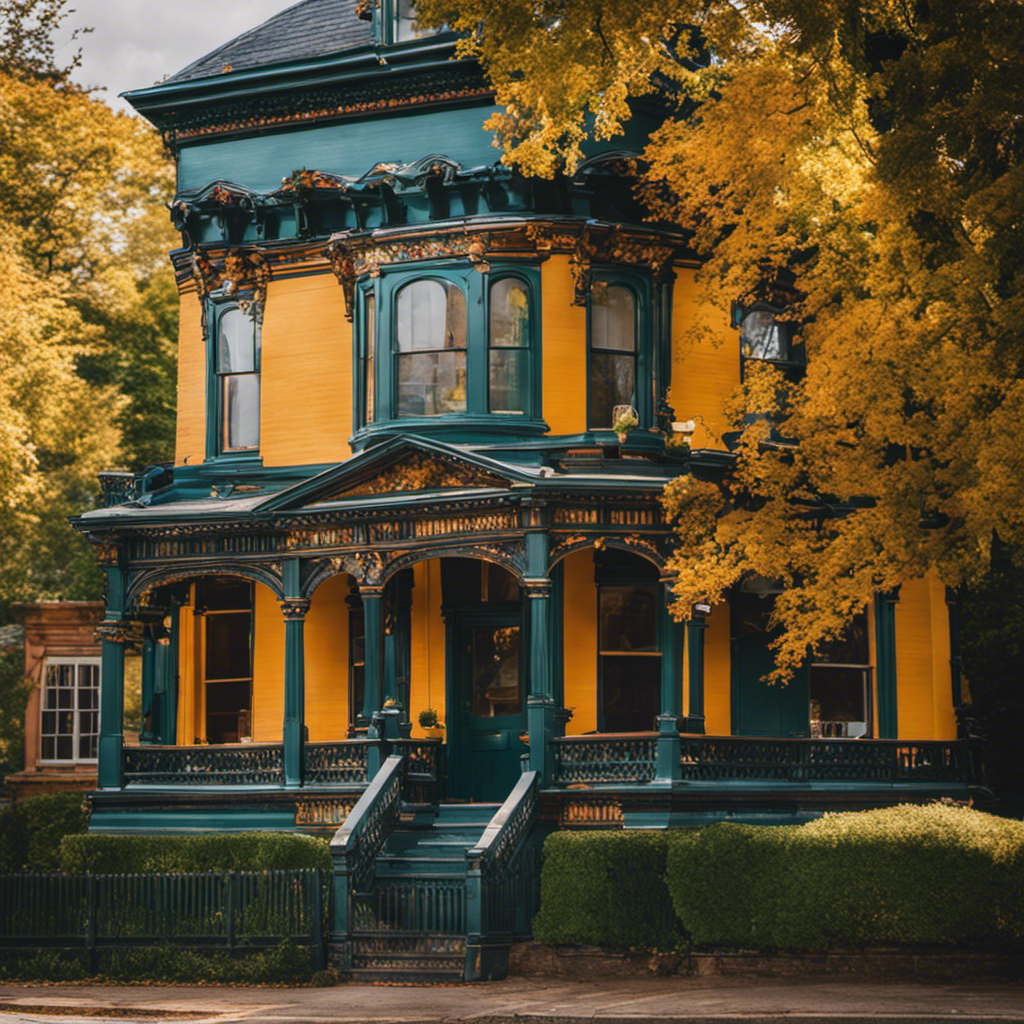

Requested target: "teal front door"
[{"left": 451, "top": 614, "right": 528, "bottom": 802}]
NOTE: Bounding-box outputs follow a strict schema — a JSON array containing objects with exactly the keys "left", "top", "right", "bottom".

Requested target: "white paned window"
[{"left": 40, "top": 660, "right": 100, "bottom": 762}]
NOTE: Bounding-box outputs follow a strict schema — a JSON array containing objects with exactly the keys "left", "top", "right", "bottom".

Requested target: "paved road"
[{"left": 0, "top": 977, "right": 1022, "bottom": 1024}]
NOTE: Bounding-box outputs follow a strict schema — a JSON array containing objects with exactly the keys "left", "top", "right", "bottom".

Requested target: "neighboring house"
[
  {"left": 70, "top": 0, "right": 982, "bottom": 980},
  {"left": 4, "top": 603, "right": 103, "bottom": 801}
]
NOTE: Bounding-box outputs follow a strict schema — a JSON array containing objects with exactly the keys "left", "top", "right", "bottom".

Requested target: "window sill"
[{"left": 352, "top": 414, "right": 551, "bottom": 450}]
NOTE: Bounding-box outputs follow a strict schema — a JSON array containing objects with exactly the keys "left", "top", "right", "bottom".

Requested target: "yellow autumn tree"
[{"left": 416, "top": 0, "right": 1024, "bottom": 675}]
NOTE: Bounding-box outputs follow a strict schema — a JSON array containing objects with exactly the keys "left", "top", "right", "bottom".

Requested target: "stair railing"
[
  {"left": 329, "top": 753, "right": 404, "bottom": 954},
  {"left": 464, "top": 770, "right": 539, "bottom": 981}
]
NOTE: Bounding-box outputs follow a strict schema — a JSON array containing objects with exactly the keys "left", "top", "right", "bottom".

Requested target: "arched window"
[
  {"left": 395, "top": 279, "right": 467, "bottom": 416},
  {"left": 588, "top": 284, "right": 637, "bottom": 429},
  {"left": 488, "top": 278, "right": 530, "bottom": 414}
]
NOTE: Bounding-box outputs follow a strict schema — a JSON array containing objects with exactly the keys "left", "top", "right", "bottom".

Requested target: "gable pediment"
[{"left": 258, "top": 438, "right": 527, "bottom": 514}]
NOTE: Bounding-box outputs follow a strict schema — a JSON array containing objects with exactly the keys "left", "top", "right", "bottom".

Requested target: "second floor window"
[
  {"left": 488, "top": 278, "right": 530, "bottom": 414},
  {"left": 214, "top": 305, "right": 261, "bottom": 452},
  {"left": 588, "top": 283, "right": 638, "bottom": 430},
  {"left": 395, "top": 279, "right": 467, "bottom": 417}
]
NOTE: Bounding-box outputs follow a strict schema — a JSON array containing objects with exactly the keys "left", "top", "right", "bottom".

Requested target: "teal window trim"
[
  {"left": 586, "top": 268, "right": 653, "bottom": 433},
  {"left": 732, "top": 300, "right": 805, "bottom": 382},
  {"left": 204, "top": 294, "right": 262, "bottom": 463},
  {"left": 352, "top": 260, "right": 544, "bottom": 440},
  {"left": 354, "top": 280, "right": 377, "bottom": 429}
]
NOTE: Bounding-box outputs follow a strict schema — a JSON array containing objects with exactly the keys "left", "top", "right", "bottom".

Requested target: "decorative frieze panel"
[
  {"left": 559, "top": 799, "right": 624, "bottom": 827},
  {"left": 295, "top": 798, "right": 357, "bottom": 826},
  {"left": 322, "top": 453, "right": 508, "bottom": 499}
]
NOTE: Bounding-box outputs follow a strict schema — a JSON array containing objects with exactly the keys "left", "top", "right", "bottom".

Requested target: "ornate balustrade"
[
  {"left": 392, "top": 738, "right": 445, "bottom": 804},
  {"left": 678, "top": 735, "right": 980, "bottom": 785},
  {"left": 303, "top": 740, "right": 371, "bottom": 785},
  {"left": 551, "top": 733, "right": 657, "bottom": 785},
  {"left": 123, "top": 743, "right": 285, "bottom": 786}
]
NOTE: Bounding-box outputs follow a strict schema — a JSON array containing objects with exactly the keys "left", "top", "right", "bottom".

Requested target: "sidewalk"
[{"left": 1, "top": 976, "right": 1022, "bottom": 1024}]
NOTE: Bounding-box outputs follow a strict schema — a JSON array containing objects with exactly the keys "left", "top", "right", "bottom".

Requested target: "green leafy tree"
[{"left": 416, "top": 0, "right": 1024, "bottom": 676}]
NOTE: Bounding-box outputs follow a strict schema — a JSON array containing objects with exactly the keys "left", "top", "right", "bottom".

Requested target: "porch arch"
[{"left": 127, "top": 561, "right": 285, "bottom": 611}]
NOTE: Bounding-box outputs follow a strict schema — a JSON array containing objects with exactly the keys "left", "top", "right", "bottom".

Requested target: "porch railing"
[
  {"left": 123, "top": 743, "right": 285, "bottom": 786},
  {"left": 678, "top": 735, "right": 981, "bottom": 785},
  {"left": 303, "top": 740, "right": 372, "bottom": 785},
  {"left": 392, "top": 738, "right": 446, "bottom": 804},
  {"left": 551, "top": 733, "right": 658, "bottom": 785}
]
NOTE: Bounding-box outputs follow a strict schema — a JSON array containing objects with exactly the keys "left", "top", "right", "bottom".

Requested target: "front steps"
[{"left": 348, "top": 803, "right": 499, "bottom": 983}]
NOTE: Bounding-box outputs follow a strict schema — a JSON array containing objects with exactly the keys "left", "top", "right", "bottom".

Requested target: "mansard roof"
[{"left": 163, "top": 0, "right": 373, "bottom": 85}]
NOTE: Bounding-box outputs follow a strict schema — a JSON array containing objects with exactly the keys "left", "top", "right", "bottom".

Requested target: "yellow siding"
[
  {"left": 866, "top": 600, "right": 879, "bottom": 738},
  {"left": 703, "top": 601, "right": 731, "bottom": 735},
  {"left": 252, "top": 584, "right": 285, "bottom": 743},
  {"left": 669, "top": 269, "right": 738, "bottom": 450},
  {"left": 176, "top": 586, "right": 200, "bottom": 744},
  {"left": 562, "top": 549, "right": 598, "bottom": 735},
  {"left": 929, "top": 574, "right": 956, "bottom": 740},
  {"left": 175, "top": 292, "right": 206, "bottom": 466},
  {"left": 542, "top": 256, "right": 587, "bottom": 436},
  {"left": 895, "top": 577, "right": 935, "bottom": 739},
  {"left": 305, "top": 573, "right": 351, "bottom": 741},
  {"left": 409, "top": 560, "right": 447, "bottom": 737},
  {"left": 261, "top": 273, "right": 352, "bottom": 467}
]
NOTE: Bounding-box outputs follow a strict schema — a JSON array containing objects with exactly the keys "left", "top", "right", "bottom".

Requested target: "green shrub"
[
  {"left": 59, "top": 831, "right": 331, "bottom": 875},
  {"left": 532, "top": 830, "right": 682, "bottom": 950},
  {"left": 0, "top": 793, "right": 89, "bottom": 873},
  {"left": 666, "top": 804, "right": 1024, "bottom": 952}
]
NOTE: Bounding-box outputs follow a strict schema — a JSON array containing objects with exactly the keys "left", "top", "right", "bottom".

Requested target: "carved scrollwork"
[
  {"left": 191, "top": 248, "right": 271, "bottom": 318},
  {"left": 95, "top": 620, "right": 131, "bottom": 644},
  {"left": 279, "top": 598, "right": 311, "bottom": 620}
]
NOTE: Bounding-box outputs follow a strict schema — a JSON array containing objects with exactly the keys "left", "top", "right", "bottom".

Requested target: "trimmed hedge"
[
  {"left": 0, "top": 793, "right": 89, "bottom": 874},
  {"left": 532, "top": 830, "right": 681, "bottom": 950},
  {"left": 59, "top": 831, "right": 331, "bottom": 875},
  {"left": 665, "top": 804, "right": 1024, "bottom": 951}
]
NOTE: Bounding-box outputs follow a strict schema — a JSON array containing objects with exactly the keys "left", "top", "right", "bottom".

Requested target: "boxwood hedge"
[
  {"left": 0, "top": 793, "right": 89, "bottom": 873},
  {"left": 532, "top": 830, "right": 682, "bottom": 950},
  {"left": 59, "top": 831, "right": 331, "bottom": 875}
]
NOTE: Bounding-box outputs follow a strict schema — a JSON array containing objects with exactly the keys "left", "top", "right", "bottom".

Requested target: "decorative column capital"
[
  {"left": 95, "top": 620, "right": 131, "bottom": 644},
  {"left": 522, "top": 577, "right": 552, "bottom": 599},
  {"left": 280, "top": 598, "right": 311, "bottom": 621}
]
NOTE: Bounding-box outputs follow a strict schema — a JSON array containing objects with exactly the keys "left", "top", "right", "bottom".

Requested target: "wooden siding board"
[
  {"left": 562, "top": 548, "right": 597, "bottom": 735},
  {"left": 261, "top": 275, "right": 352, "bottom": 467},
  {"left": 304, "top": 572, "right": 350, "bottom": 741},
  {"left": 409, "top": 560, "right": 446, "bottom": 737},
  {"left": 175, "top": 294, "right": 206, "bottom": 466},
  {"left": 542, "top": 257, "right": 587, "bottom": 437},
  {"left": 895, "top": 577, "right": 935, "bottom": 739},
  {"left": 703, "top": 601, "right": 731, "bottom": 735},
  {"left": 252, "top": 583, "right": 284, "bottom": 743}
]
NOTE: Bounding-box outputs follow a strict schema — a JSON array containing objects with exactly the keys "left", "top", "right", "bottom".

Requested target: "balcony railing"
[
  {"left": 679, "top": 735, "right": 981, "bottom": 785},
  {"left": 551, "top": 733, "right": 658, "bottom": 785},
  {"left": 123, "top": 743, "right": 286, "bottom": 786}
]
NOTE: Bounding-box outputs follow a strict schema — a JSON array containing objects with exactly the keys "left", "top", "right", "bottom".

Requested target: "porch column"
[
  {"left": 656, "top": 577, "right": 684, "bottom": 783},
  {"left": 361, "top": 586, "right": 385, "bottom": 721},
  {"left": 874, "top": 590, "right": 899, "bottom": 738},
  {"left": 686, "top": 607, "right": 709, "bottom": 734},
  {"left": 96, "top": 561, "right": 128, "bottom": 789},
  {"left": 281, "top": 598, "right": 310, "bottom": 788},
  {"left": 523, "top": 516, "right": 555, "bottom": 784}
]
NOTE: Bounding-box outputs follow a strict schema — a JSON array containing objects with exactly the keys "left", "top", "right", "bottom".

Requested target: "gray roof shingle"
[{"left": 164, "top": 0, "right": 374, "bottom": 84}]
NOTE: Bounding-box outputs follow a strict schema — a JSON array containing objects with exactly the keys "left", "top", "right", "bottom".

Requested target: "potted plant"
[
  {"left": 612, "top": 405, "right": 639, "bottom": 443},
  {"left": 418, "top": 707, "right": 444, "bottom": 738}
]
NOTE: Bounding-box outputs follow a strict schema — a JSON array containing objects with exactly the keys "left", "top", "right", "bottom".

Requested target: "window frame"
[
  {"left": 38, "top": 658, "right": 100, "bottom": 764},
  {"left": 205, "top": 294, "right": 262, "bottom": 461},
  {"left": 353, "top": 262, "right": 542, "bottom": 437},
  {"left": 198, "top": 580, "right": 255, "bottom": 745},
  {"left": 586, "top": 270, "right": 652, "bottom": 434},
  {"left": 733, "top": 301, "right": 804, "bottom": 382}
]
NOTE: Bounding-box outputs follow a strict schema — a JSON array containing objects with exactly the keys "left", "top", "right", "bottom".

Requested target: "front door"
[{"left": 451, "top": 613, "right": 528, "bottom": 802}]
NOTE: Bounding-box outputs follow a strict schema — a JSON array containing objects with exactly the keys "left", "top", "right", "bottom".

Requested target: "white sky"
[{"left": 60, "top": 0, "right": 298, "bottom": 113}]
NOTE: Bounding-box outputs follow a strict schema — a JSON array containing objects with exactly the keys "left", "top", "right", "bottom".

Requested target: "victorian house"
[{"left": 74, "top": 0, "right": 982, "bottom": 980}]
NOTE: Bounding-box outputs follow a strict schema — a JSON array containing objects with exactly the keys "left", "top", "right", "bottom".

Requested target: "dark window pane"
[
  {"left": 206, "top": 679, "right": 250, "bottom": 714},
  {"left": 41, "top": 737, "right": 55, "bottom": 760},
  {"left": 600, "top": 585, "right": 658, "bottom": 652},
  {"left": 396, "top": 351, "right": 467, "bottom": 416},
  {"left": 741, "top": 309, "right": 786, "bottom": 360},
  {"left": 205, "top": 612, "right": 252, "bottom": 680},
  {"left": 472, "top": 626, "right": 521, "bottom": 717},
  {"left": 396, "top": 280, "right": 466, "bottom": 352},
  {"left": 814, "top": 613, "right": 869, "bottom": 665},
  {"left": 489, "top": 348, "right": 528, "bottom": 413},
  {"left": 601, "top": 655, "right": 660, "bottom": 732},
  {"left": 56, "top": 735, "right": 73, "bottom": 760},
  {"left": 42, "top": 711, "right": 57, "bottom": 736},
  {"left": 58, "top": 688, "right": 73, "bottom": 709},
  {"left": 197, "top": 578, "right": 252, "bottom": 612},
  {"left": 810, "top": 666, "right": 869, "bottom": 736},
  {"left": 79, "top": 733, "right": 98, "bottom": 760},
  {"left": 588, "top": 351, "right": 635, "bottom": 428}
]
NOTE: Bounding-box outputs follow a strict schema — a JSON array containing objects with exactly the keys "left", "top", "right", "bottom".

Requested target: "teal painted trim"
[
  {"left": 549, "top": 562, "right": 564, "bottom": 713},
  {"left": 874, "top": 592, "right": 899, "bottom": 738},
  {"left": 161, "top": 610, "right": 179, "bottom": 745},
  {"left": 686, "top": 618, "right": 707, "bottom": 733},
  {"left": 362, "top": 591, "right": 384, "bottom": 720},
  {"left": 527, "top": 586, "right": 552, "bottom": 699},
  {"left": 660, "top": 596, "right": 684, "bottom": 719},
  {"left": 177, "top": 105, "right": 499, "bottom": 195},
  {"left": 89, "top": 807, "right": 297, "bottom": 833},
  {"left": 98, "top": 638, "right": 125, "bottom": 790},
  {"left": 283, "top": 615, "right": 306, "bottom": 788},
  {"left": 655, "top": 274, "right": 675, "bottom": 417},
  {"left": 203, "top": 297, "right": 261, "bottom": 462}
]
